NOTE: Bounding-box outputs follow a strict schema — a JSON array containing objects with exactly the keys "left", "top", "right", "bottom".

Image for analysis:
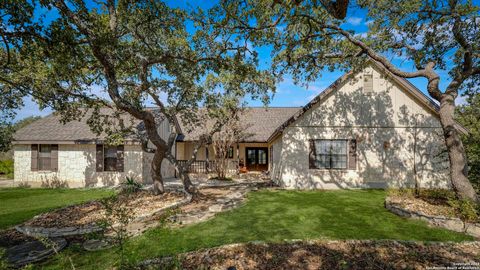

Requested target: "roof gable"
[{"left": 268, "top": 61, "right": 467, "bottom": 141}]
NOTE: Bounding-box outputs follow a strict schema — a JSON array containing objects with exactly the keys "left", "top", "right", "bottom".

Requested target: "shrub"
[
  {"left": 418, "top": 189, "right": 456, "bottom": 204},
  {"left": 0, "top": 159, "right": 13, "bottom": 179},
  {"left": 387, "top": 188, "right": 415, "bottom": 198},
  {"left": 98, "top": 194, "right": 134, "bottom": 269},
  {"left": 121, "top": 176, "right": 142, "bottom": 194},
  {"left": 447, "top": 198, "right": 479, "bottom": 223}
]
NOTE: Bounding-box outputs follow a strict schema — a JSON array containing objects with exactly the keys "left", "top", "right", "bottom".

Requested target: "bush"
[
  {"left": 0, "top": 159, "right": 13, "bottom": 179},
  {"left": 121, "top": 176, "right": 142, "bottom": 194},
  {"left": 447, "top": 198, "right": 480, "bottom": 223},
  {"left": 418, "top": 189, "right": 456, "bottom": 204}
]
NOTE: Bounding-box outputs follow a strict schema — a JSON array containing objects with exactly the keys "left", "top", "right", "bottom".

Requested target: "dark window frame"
[
  {"left": 38, "top": 144, "right": 52, "bottom": 171},
  {"left": 310, "top": 139, "right": 348, "bottom": 170}
]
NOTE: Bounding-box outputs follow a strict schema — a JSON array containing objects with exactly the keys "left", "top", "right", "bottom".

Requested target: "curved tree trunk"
[
  {"left": 151, "top": 150, "right": 165, "bottom": 195},
  {"left": 439, "top": 95, "right": 479, "bottom": 202},
  {"left": 179, "top": 169, "right": 196, "bottom": 195}
]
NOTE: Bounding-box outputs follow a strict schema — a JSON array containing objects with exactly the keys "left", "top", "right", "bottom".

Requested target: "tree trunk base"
[{"left": 152, "top": 180, "right": 165, "bottom": 195}]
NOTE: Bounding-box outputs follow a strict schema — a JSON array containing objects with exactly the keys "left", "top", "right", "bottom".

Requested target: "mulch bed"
[
  {"left": 141, "top": 240, "right": 480, "bottom": 270},
  {"left": 388, "top": 194, "right": 456, "bottom": 218},
  {"left": 23, "top": 191, "right": 184, "bottom": 228}
]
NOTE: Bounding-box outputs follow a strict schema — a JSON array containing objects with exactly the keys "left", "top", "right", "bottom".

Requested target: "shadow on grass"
[{"left": 43, "top": 190, "right": 473, "bottom": 270}]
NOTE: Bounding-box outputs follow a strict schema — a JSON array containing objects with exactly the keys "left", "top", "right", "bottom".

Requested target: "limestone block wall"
[{"left": 14, "top": 144, "right": 145, "bottom": 188}]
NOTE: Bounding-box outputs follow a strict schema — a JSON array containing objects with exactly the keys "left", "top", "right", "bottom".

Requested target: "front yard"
[
  {"left": 0, "top": 188, "right": 114, "bottom": 230},
  {"left": 44, "top": 189, "right": 472, "bottom": 269}
]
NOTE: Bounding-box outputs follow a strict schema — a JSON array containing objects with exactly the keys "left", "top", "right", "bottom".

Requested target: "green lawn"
[
  {"left": 45, "top": 189, "right": 472, "bottom": 269},
  {"left": 0, "top": 188, "right": 114, "bottom": 230}
]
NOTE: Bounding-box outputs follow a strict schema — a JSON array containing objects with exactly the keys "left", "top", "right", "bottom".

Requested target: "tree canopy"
[
  {"left": 215, "top": 0, "right": 480, "bottom": 201},
  {"left": 0, "top": 0, "right": 275, "bottom": 193}
]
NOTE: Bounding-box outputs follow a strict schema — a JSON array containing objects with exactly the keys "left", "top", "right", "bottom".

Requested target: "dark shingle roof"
[
  {"left": 178, "top": 107, "right": 300, "bottom": 142},
  {"left": 13, "top": 110, "right": 142, "bottom": 143},
  {"left": 13, "top": 107, "right": 300, "bottom": 143}
]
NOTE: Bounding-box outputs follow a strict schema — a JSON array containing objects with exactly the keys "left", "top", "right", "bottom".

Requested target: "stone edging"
[
  {"left": 385, "top": 197, "right": 480, "bottom": 238},
  {"left": 15, "top": 193, "right": 193, "bottom": 238},
  {"left": 15, "top": 224, "right": 102, "bottom": 238}
]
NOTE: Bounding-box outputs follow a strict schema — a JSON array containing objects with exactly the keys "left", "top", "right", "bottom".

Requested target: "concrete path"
[{"left": 0, "top": 179, "right": 15, "bottom": 188}]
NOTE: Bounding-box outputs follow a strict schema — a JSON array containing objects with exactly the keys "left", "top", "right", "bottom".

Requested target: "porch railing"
[{"left": 177, "top": 160, "right": 238, "bottom": 174}]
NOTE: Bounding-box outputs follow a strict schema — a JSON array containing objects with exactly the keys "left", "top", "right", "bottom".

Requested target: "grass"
[
  {"left": 43, "top": 189, "right": 473, "bottom": 269},
  {"left": 0, "top": 188, "right": 114, "bottom": 230}
]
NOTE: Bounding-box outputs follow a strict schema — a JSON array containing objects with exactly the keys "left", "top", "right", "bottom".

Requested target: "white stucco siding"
[
  {"left": 274, "top": 65, "right": 449, "bottom": 189},
  {"left": 14, "top": 144, "right": 146, "bottom": 188},
  {"left": 269, "top": 136, "right": 283, "bottom": 184},
  {"left": 140, "top": 116, "right": 176, "bottom": 181}
]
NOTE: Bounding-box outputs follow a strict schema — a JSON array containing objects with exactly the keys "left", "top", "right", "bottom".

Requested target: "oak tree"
[
  {"left": 0, "top": 0, "right": 274, "bottom": 194},
  {"left": 217, "top": 0, "right": 480, "bottom": 201}
]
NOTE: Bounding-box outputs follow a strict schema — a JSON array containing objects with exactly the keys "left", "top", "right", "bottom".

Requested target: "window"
[
  {"left": 38, "top": 144, "right": 52, "bottom": 170},
  {"left": 227, "top": 146, "right": 234, "bottom": 159},
  {"left": 363, "top": 74, "right": 373, "bottom": 94},
  {"left": 96, "top": 144, "right": 124, "bottom": 172},
  {"left": 258, "top": 149, "right": 267, "bottom": 165},
  {"left": 104, "top": 145, "right": 118, "bottom": 171},
  {"left": 310, "top": 140, "right": 348, "bottom": 169},
  {"left": 31, "top": 144, "right": 58, "bottom": 172}
]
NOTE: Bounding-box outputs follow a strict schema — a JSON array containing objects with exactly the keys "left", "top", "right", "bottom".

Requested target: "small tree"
[
  {"left": 211, "top": 109, "right": 252, "bottom": 179},
  {"left": 99, "top": 194, "right": 134, "bottom": 269}
]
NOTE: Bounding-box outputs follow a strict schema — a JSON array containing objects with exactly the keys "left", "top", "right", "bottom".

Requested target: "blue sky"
[{"left": 13, "top": 0, "right": 468, "bottom": 121}]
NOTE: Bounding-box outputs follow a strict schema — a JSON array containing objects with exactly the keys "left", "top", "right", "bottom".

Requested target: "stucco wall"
[
  {"left": 14, "top": 144, "right": 147, "bottom": 188},
  {"left": 272, "top": 65, "right": 450, "bottom": 189}
]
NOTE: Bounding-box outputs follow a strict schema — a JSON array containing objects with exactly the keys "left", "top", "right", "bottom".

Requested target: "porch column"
[{"left": 236, "top": 143, "right": 240, "bottom": 172}]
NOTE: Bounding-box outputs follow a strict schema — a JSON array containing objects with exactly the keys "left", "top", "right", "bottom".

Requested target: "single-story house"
[{"left": 13, "top": 62, "right": 465, "bottom": 189}]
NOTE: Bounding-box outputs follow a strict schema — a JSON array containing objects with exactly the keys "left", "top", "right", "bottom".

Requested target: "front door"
[{"left": 245, "top": 147, "right": 268, "bottom": 171}]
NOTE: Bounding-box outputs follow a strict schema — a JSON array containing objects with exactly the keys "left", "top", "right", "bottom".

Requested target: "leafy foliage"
[
  {"left": 0, "top": 116, "right": 41, "bottom": 154},
  {"left": 0, "top": 159, "right": 13, "bottom": 179},
  {"left": 215, "top": 0, "right": 480, "bottom": 201},
  {"left": 389, "top": 188, "right": 479, "bottom": 222},
  {"left": 98, "top": 194, "right": 135, "bottom": 269},
  {"left": 121, "top": 176, "right": 143, "bottom": 194},
  {"left": 456, "top": 93, "right": 480, "bottom": 193},
  {"left": 447, "top": 197, "right": 479, "bottom": 222},
  {"left": 1, "top": 1, "right": 275, "bottom": 193}
]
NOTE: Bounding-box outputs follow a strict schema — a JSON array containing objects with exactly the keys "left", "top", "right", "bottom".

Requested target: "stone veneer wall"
[{"left": 13, "top": 144, "right": 146, "bottom": 188}]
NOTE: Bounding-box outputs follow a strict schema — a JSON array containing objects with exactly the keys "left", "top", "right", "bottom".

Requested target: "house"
[{"left": 13, "top": 63, "right": 464, "bottom": 189}]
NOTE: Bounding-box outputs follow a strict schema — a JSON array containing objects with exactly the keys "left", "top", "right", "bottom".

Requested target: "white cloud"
[
  {"left": 347, "top": 17, "right": 363, "bottom": 26},
  {"left": 455, "top": 95, "right": 468, "bottom": 106},
  {"left": 306, "top": 82, "right": 330, "bottom": 101}
]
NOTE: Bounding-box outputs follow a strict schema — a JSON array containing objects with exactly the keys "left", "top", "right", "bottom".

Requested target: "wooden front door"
[{"left": 245, "top": 147, "right": 268, "bottom": 171}]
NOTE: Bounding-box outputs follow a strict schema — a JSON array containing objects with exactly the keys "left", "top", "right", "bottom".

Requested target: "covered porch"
[{"left": 175, "top": 142, "right": 271, "bottom": 174}]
